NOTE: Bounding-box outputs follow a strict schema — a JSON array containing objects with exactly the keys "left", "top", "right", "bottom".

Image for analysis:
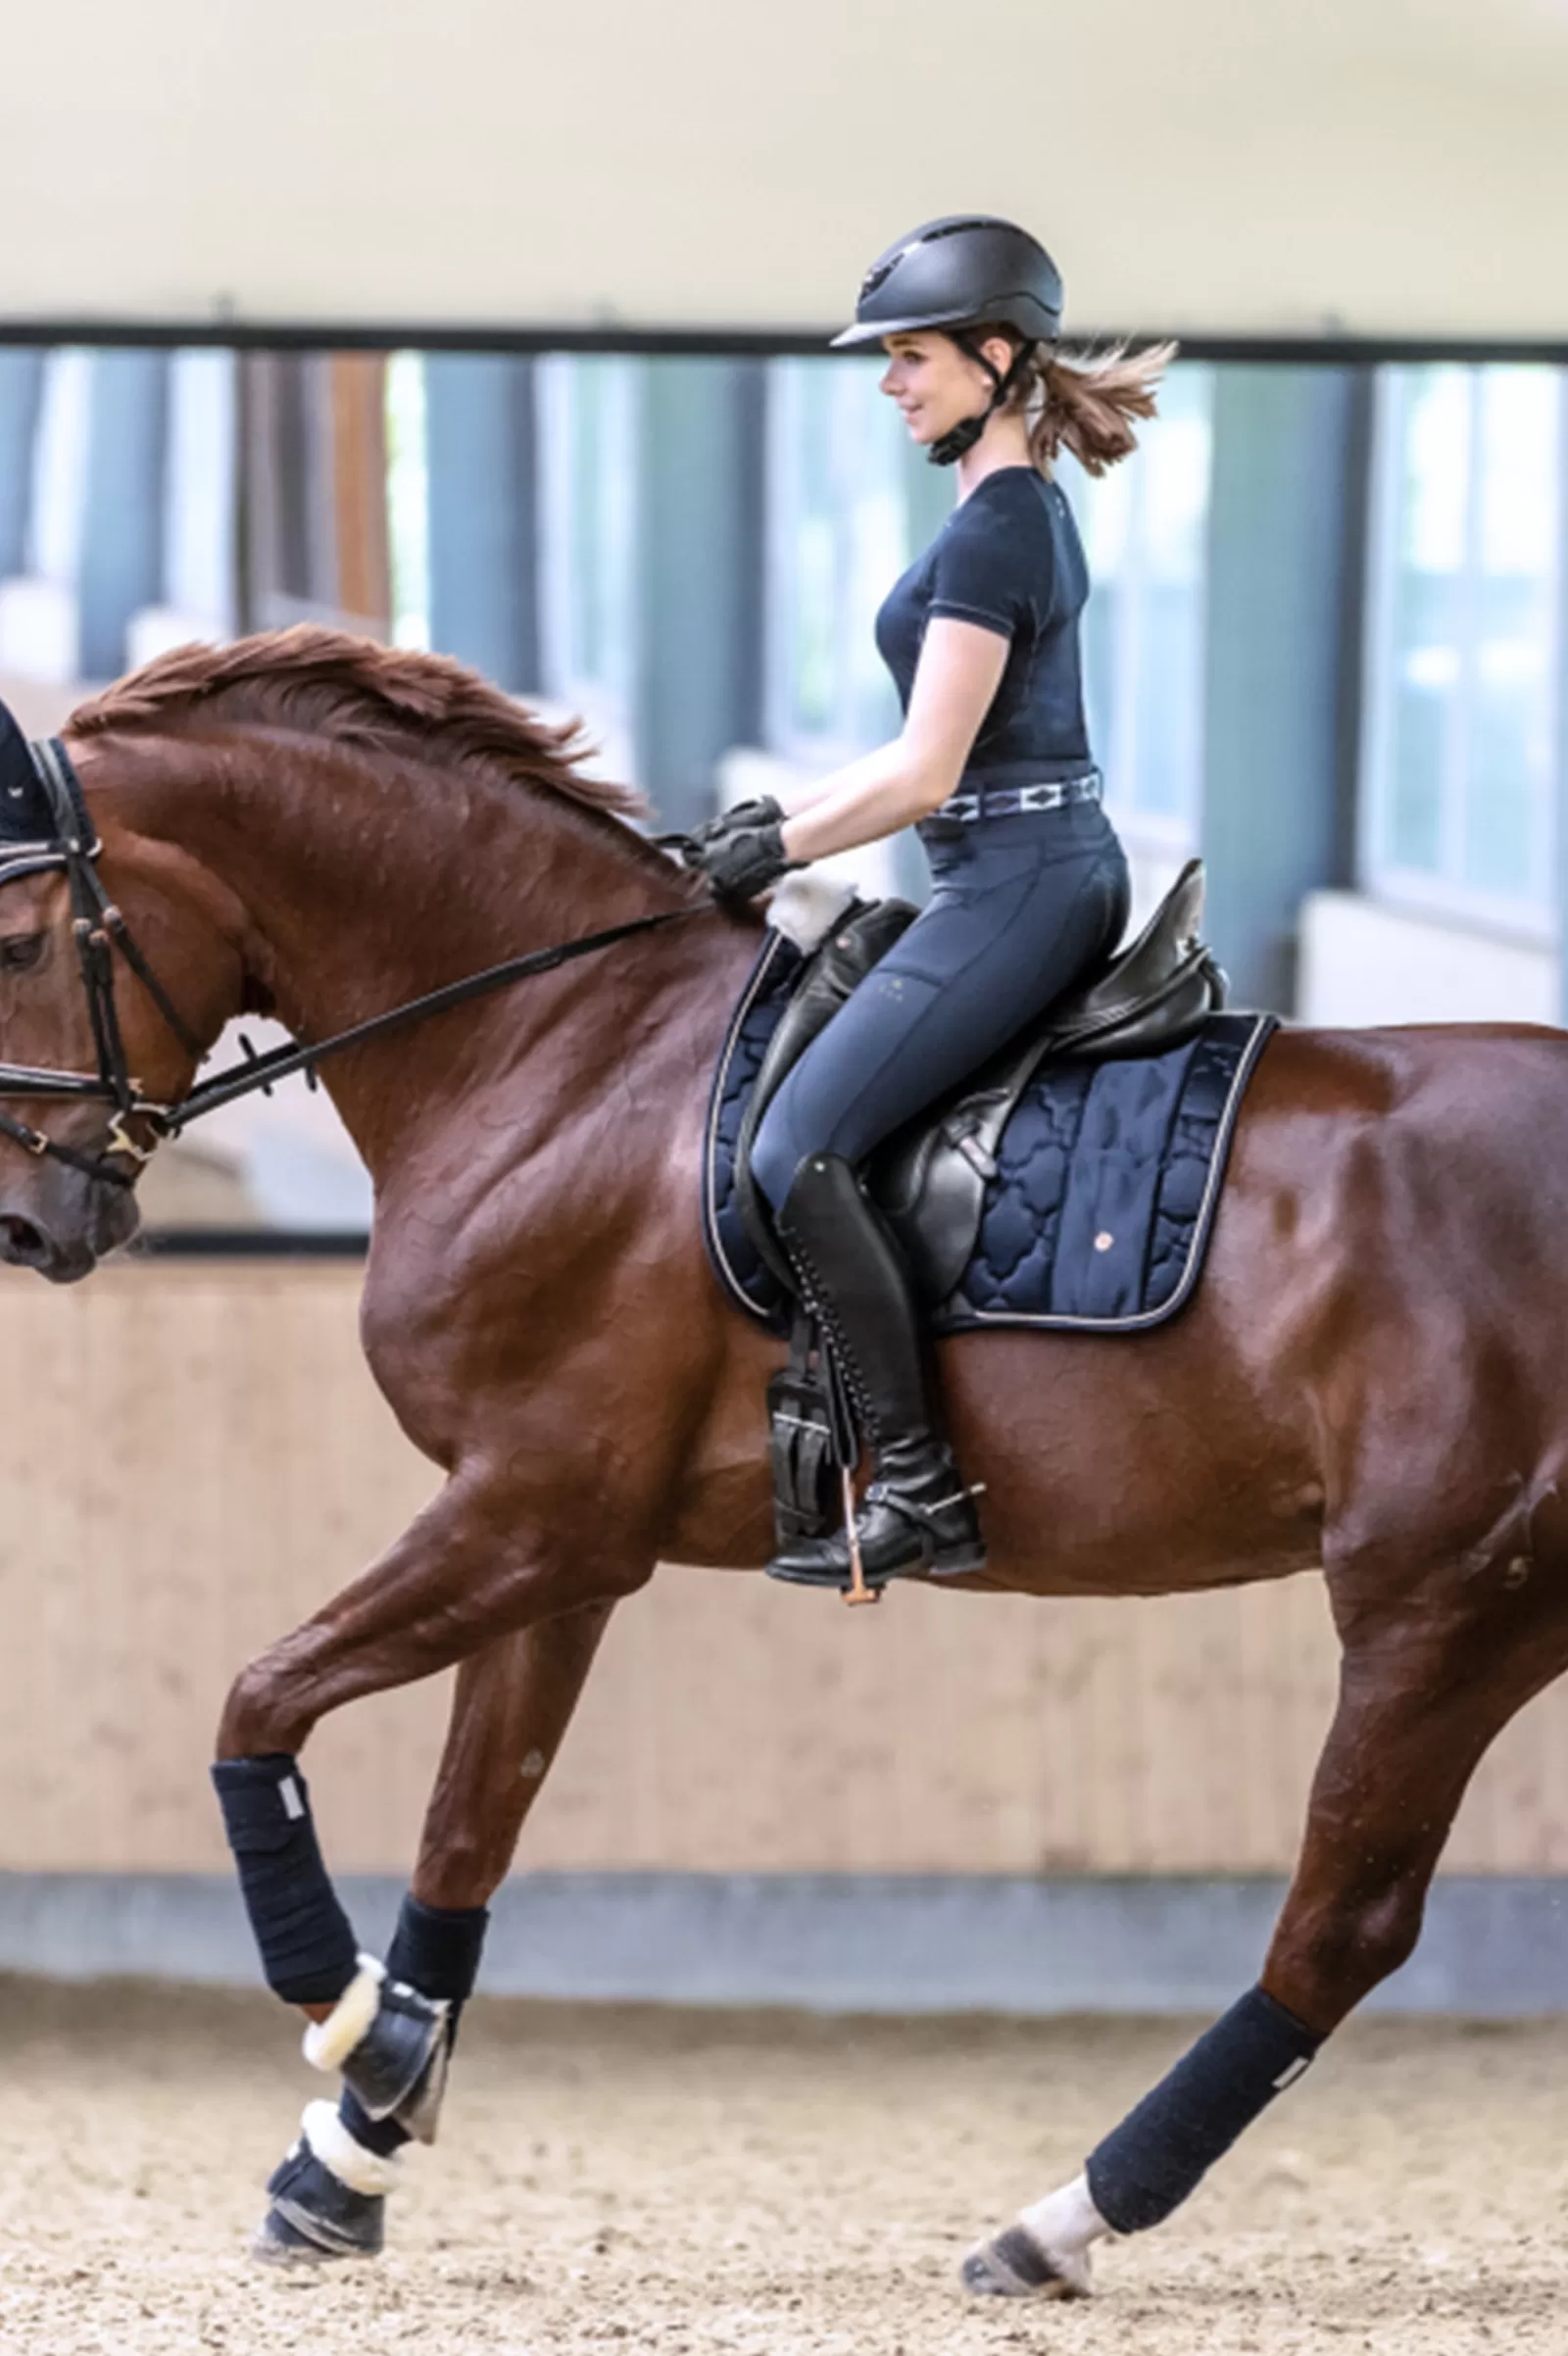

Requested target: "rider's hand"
[
  {"left": 685, "top": 814, "right": 796, "bottom": 903},
  {"left": 684, "top": 795, "right": 785, "bottom": 853}
]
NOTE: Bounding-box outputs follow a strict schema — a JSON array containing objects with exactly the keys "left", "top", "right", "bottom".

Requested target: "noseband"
[
  {"left": 0, "top": 732, "right": 709, "bottom": 1193},
  {"left": 0, "top": 738, "right": 203, "bottom": 1188}
]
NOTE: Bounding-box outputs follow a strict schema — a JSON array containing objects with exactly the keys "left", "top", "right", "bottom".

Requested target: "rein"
[
  {"left": 166, "top": 904, "right": 704, "bottom": 1128},
  {"left": 0, "top": 734, "right": 706, "bottom": 1188}
]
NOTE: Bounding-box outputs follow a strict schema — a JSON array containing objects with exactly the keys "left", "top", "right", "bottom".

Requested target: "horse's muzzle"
[{"left": 0, "top": 1158, "right": 140, "bottom": 1282}]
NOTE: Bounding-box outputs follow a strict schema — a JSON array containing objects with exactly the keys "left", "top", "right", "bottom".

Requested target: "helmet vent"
[{"left": 862, "top": 219, "right": 994, "bottom": 300}]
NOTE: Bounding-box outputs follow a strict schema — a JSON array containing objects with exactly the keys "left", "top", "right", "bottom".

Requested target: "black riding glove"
[
  {"left": 687, "top": 814, "right": 796, "bottom": 903},
  {"left": 685, "top": 794, "right": 784, "bottom": 853}
]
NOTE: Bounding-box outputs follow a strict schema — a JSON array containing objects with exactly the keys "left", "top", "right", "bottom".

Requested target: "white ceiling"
[{"left": 2, "top": 0, "right": 1565, "bottom": 337}]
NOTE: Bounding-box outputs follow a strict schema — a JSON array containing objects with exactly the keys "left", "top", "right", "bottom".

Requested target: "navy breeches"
[{"left": 752, "top": 803, "right": 1131, "bottom": 1211}]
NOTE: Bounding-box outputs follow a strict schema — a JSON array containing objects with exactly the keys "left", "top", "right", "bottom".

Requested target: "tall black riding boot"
[{"left": 767, "top": 1153, "right": 985, "bottom": 1591}]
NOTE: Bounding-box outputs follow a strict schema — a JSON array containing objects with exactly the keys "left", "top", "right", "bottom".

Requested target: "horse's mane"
[{"left": 69, "top": 625, "right": 649, "bottom": 829}]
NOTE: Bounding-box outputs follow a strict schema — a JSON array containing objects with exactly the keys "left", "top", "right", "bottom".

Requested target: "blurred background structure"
[
  {"left": 0, "top": 342, "right": 1560, "bottom": 1231},
  {"left": 2, "top": 0, "right": 1568, "bottom": 2004}
]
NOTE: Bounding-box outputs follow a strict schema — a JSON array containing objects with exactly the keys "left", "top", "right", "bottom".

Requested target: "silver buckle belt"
[{"left": 937, "top": 772, "right": 1103, "bottom": 825}]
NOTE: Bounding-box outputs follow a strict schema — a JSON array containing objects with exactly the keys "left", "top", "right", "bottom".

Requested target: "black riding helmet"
[{"left": 832, "top": 215, "right": 1064, "bottom": 466}]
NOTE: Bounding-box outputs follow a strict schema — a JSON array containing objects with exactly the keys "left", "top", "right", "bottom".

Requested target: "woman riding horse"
[
  {"left": 6, "top": 606, "right": 1568, "bottom": 2289},
  {"left": 16, "top": 218, "right": 1543, "bottom": 2300},
  {"left": 684, "top": 216, "right": 1168, "bottom": 1592}
]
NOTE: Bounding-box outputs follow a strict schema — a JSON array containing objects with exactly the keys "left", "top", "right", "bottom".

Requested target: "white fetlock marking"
[
  {"left": 1015, "top": 2173, "right": 1110, "bottom": 2294},
  {"left": 299, "top": 2099, "right": 401, "bottom": 2197},
  {"left": 301, "top": 1954, "right": 384, "bottom": 2075}
]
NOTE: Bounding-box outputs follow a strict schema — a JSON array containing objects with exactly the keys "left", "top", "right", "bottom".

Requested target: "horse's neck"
[{"left": 122, "top": 729, "right": 703, "bottom": 1182}]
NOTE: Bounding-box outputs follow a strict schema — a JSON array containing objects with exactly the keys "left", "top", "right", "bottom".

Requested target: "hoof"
[
  {"left": 252, "top": 2200, "right": 381, "bottom": 2267},
  {"left": 252, "top": 2103, "right": 394, "bottom": 2264},
  {"left": 960, "top": 2223, "right": 1090, "bottom": 2300}
]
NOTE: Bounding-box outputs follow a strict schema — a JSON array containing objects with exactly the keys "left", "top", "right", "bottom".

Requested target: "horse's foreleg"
[
  {"left": 206, "top": 1460, "right": 647, "bottom": 2260},
  {"left": 215, "top": 1460, "right": 633, "bottom": 1759},
  {"left": 411, "top": 1602, "right": 615, "bottom": 1909},
  {"left": 962, "top": 1585, "right": 1568, "bottom": 2302},
  {"left": 261, "top": 1605, "right": 615, "bottom": 2263},
  {"left": 211, "top": 1471, "right": 570, "bottom": 2008}
]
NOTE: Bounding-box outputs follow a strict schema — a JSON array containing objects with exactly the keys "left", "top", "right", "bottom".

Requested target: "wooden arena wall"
[{"left": 1, "top": 1255, "right": 1564, "bottom": 1882}]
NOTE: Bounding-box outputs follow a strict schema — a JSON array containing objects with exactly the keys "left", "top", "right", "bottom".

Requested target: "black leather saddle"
[{"left": 735, "top": 859, "right": 1228, "bottom": 1305}]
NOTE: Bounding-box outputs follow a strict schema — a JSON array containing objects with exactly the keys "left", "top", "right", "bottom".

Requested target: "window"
[
  {"left": 763, "top": 356, "right": 946, "bottom": 764},
  {"left": 536, "top": 355, "right": 641, "bottom": 769},
  {"left": 1060, "top": 362, "right": 1215, "bottom": 848},
  {"left": 1362, "top": 365, "right": 1561, "bottom": 933},
  {"left": 385, "top": 350, "right": 431, "bottom": 651}
]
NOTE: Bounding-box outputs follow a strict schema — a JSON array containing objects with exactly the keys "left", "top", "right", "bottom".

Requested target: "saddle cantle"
[
  {"left": 702, "top": 859, "right": 1271, "bottom": 1337},
  {"left": 1018, "top": 855, "right": 1222, "bottom": 1060}
]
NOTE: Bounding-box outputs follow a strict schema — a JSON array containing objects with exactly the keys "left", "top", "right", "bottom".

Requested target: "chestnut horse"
[{"left": 2, "top": 628, "right": 1567, "bottom": 2295}]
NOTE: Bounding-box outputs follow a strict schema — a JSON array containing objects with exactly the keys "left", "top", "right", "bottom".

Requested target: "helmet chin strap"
[{"left": 927, "top": 334, "right": 1036, "bottom": 468}]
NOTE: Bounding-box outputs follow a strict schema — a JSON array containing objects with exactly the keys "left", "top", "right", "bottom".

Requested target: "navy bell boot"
[
  {"left": 255, "top": 2101, "right": 397, "bottom": 2263},
  {"left": 767, "top": 1153, "right": 985, "bottom": 1591}
]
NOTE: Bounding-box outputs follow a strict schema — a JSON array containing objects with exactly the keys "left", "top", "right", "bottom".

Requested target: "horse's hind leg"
[
  {"left": 255, "top": 1602, "right": 615, "bottom": 2263},
  {"left": 962, "top": 1560, "right": 1568, "bottom": 2301}
]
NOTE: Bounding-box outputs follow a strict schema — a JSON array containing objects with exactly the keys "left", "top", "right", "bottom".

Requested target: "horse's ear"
[{"left": 0, "top": 700, "right": 51, "bottom": 849}]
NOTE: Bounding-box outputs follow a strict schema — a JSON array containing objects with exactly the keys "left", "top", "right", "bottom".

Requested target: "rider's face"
[{"left": 878, "top": 331, "right": 1013, "bottom": 448}]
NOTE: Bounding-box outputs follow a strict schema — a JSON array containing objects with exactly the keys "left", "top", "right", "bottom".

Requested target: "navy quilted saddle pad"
[{"left": 704, "top": 929, "right": 1276, "bottom": 1338}]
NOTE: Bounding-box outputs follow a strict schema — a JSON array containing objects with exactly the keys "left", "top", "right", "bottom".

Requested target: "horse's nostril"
[{"left": 0, "top": 1213, "right": 45, "bottom": 1258}]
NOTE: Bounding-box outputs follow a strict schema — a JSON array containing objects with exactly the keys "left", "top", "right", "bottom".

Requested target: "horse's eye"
[{"left": 0, "top": 934, "right": 45, "bottom": 972}]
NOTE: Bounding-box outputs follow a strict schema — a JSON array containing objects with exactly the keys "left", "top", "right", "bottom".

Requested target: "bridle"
[
  {"left": 0, "top": 734, "right": 707, "bottom": 1193},
  {"left": 0, "top": 738, "right": 199, "bottom": 1187}
]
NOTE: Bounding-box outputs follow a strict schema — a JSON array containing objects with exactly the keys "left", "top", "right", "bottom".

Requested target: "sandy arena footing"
[{"left": 0, "top": 1978, "right": 1564, "bottom": 2354}]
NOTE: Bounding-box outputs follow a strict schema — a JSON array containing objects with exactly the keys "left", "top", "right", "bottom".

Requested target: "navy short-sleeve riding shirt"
[{"left": 874, "top": 466, "right": 1093, "bottom": 788}]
